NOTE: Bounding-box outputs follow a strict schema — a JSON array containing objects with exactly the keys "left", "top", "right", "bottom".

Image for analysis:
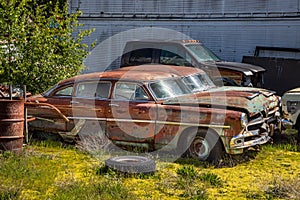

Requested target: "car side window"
[
  {"left": 128, "top": 48, "right": 153, "bottom": 65},
  {"left": 113, "top": 82, "right": 149, "bottom": 101},
  {"left": 159, "top": 49, "right": 188, "bottom": 66},
  {"left": 76, "top": 82, "right": 97, "bottom": 98},
  {"left": 53, "top": 85, "right": 73, "bottom": 97},
  {"left": 76, "top": 81, "right": 111, "bottom": 99}
]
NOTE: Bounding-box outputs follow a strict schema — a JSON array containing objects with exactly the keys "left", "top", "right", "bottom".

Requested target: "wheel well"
[{"left": 177, "top": 127, "right": 225, "bottom": 152}]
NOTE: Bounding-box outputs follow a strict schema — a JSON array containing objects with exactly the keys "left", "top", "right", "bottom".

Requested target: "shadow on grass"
[
  {"left": 175, "top": 150, "right": 259, "bottom": 169},
  {"left": 177, "top": 129, "right": 299, "bottom": 168},
  {"left": 271, "top": 129, "right": 298, "bottom": 149}
]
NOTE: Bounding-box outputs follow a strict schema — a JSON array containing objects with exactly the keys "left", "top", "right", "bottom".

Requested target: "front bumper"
[
  {"left": 228, "top": 100, "right": 281, "bottom": 154},
  {"left": 229, "top": 120, "right": 271, "bottom": 151}
]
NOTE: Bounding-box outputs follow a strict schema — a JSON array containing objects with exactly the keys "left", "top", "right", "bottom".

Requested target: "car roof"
[{"left": 58, "top": 65, "right": 205, "bottom": 86}]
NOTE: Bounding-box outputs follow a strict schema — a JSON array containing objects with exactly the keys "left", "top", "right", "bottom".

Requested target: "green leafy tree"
[{"left": 0, "top": 0, "right": 94, "bottom": 94}]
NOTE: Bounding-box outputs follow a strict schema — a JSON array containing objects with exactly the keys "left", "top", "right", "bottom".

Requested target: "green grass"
[{"left": 0, "top": 131, "right": 300, "bottom": 199}]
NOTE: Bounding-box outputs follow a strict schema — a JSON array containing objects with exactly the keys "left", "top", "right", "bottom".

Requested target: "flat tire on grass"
[{"left": 105, "top": 156, "right": 156, "bottom": 174}]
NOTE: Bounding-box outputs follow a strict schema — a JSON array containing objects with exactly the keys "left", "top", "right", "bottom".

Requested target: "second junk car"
[
  {"left": 282, "top": 87, "right": 300, "bottom": 143},
  {"left": 26, "top": 65, "right": 281, "bottom": 162},
  {"left": 120, "top": 40, "right": 266, "bottom": 87}
]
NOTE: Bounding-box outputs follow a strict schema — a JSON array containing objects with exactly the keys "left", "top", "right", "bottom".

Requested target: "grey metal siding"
[
  {"left": 71, "top": 0, "right": 300, "bottom": 15},
  {"left": 80, "top": 18, "right": 299, "bottom": 72},
  {"left": 70, "top": 0, "right": 300, "bottom": 72}
]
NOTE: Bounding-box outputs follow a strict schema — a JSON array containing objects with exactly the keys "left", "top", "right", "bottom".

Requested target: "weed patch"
[
  {"left": 199, "top": 172, "right": 223, "bottom": 187},
  {"left": 0, "top": 186, "right": 21, "bottom": 200},
  {"left": 51, "top": 179, "right": 134, "bottom": 200},
  {"left": 264, "top": 176, "right": 300, "bottom": 199},
  {"left": 176, "top": 165, "right": 197, "bottom": 178}
]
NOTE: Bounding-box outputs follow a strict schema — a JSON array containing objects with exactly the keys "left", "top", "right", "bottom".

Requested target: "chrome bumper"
[{"left": 230, "top": 122, "right": 271, "bottom": 150}]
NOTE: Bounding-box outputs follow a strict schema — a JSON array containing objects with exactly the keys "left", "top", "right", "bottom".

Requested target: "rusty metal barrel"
[{"left": 0, "top": 99, "right": 24, "bottom": 153}]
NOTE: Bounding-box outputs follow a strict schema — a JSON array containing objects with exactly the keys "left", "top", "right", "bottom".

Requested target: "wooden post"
[
  {"left": 23, "top": 85, "right": 28, "bottom": 144},
  {"left": 9, "top": 84, "right": 12, "bottom": 100}
]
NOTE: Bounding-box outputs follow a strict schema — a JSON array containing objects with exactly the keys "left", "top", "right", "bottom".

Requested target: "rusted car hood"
[{"left": 164, "top": 86, "right": 278, "bottom": 117}]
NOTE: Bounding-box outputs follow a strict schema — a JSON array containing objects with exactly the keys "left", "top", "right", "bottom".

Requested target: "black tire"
[
  {"left": 186, "top": 129, "right": 223, "bottom": 163},
  {"left": 105, "top": 156, "right": 156, "bottom": 174}
]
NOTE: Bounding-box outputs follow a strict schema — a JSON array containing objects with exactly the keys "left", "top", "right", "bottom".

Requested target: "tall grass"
[
  {"left": 51, "top": 179, "right": 134, "bottom": 200},
  {"left": 0, "top": 141, "right": 135, "bottom": 200},
  {"left": 0, "top": 130, "right": 300, "bottom": 199},
  {"left": 264, "top": 176, "right": 300, "bottom": 199}
]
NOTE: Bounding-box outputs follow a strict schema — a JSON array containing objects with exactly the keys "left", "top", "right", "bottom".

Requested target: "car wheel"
[
  {"left": 105, "top": 156, "right": 156, "bottom": 174},
  {"left": 187, "top": 130, "right": 223, "bottom": 163}
]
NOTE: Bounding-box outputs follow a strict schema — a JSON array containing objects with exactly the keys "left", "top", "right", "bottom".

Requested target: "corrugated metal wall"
[
  {"left": 71, "top": 0, "right": 300, "bottom": 14},
  {"left": 69, "top": 0, "right": 300, "bottom": 72}
]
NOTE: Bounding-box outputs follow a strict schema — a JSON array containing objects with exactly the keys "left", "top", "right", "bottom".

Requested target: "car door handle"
[
  {"left": 109, "top": 103, "right": 119, "bottom": 107},
  {"left": 71, "top": 101, "right": 80, "bottom": 104}
]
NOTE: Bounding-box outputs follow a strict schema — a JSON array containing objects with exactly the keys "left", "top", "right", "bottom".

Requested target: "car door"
[
  {"left": 106, "top": 81, "right": 157, "bottom": 149},
  {"left": 70, "top": 80, "right": 111, "bottom": 136},
  {"left": 45, "top": 83, "right": 74, "bottom": 117}
]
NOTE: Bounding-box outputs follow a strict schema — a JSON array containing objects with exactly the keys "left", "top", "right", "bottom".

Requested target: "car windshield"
[
  {"left": 182, "top": 73, "right": 216, "bottom": 92},
  {"left": 149, "top": 78, "right": 191, "bottom": 99},
  {"left": 185, "top": 44, "right": 221, "bottom": 62}
]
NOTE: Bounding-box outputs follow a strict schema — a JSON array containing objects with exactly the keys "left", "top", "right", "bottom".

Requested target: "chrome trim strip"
[
  {"left": 156, "top": 120, "right": 231, "bottom": 129},
  {"left": 248, "top": 117, "right": 264, "bottom": 125},
  {"left": 68, "top": 117, "right": 231, "bottom": 129},
  {"left": 268, "top": 107, "right": 279, "bottom": 116},
  {"left": 246, "top": 119, "right": 265, "bottom": 130},
  {"left": 68, "top": 117, "right": 107, "bottom": 121},
  {"left": 248, "top": 93, "right": 259, "bottom": 99},
  {"left": 107, "top": 118, "right": 156, "bottom": 124}
]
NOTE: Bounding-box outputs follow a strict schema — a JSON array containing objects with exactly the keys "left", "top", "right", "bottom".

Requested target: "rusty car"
[
  {"left": 282, "top": 87, "right": 300, "bottom": 143},
  {"left": 26, "top": 65, "right": 281, "bottom": 162},
  {"left": 119, "top": 40, "right": 266, "bottom": 87}
]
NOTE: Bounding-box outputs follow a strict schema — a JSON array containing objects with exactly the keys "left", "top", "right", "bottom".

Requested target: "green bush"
[{"left": 0, "top": 0, "right": 94, "bottom": 94}]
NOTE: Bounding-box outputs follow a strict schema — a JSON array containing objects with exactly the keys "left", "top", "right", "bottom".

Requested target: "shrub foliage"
[{"left": 0, "top": 0, "right": 94, "bottom": 94}]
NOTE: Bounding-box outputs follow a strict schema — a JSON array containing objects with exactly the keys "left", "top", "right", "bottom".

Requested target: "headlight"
[
  {"left": 287, "top": 101, "right": 298, "bottom": 114},
  {"left": 240, "top": 113, "right": 248, "bottom": 128}
]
